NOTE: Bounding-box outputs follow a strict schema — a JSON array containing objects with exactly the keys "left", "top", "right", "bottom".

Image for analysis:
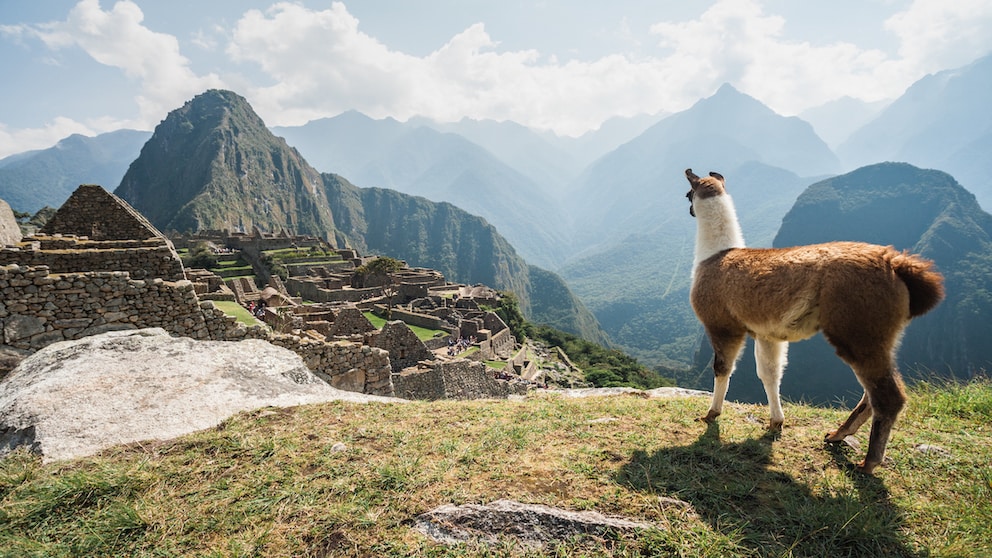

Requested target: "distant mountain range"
[
  {"left": 2, "top": 51, "right": 991, "bottom": 402},
  {"left": 838, "top": 53, "right": 992, "bottom": 210},
  {"left": 0, "top": 129, "right": 150, "bottom": 214}
]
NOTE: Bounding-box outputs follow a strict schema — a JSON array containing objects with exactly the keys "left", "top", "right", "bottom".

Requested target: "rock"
[
  {"left": 0, "top": 328, "right": 404, "bottom": 462},
  {"left": 0, "top": 199, "right": 22, "bottom": 247},
  {"left": 555, "top": 386, "right": 711, "bottom": 399},
  {"left": 413, "top": 499, "right": 658, "bottom": 549},
  {"left": 915, "top": 443, "right": 950, "bottom": 456}
]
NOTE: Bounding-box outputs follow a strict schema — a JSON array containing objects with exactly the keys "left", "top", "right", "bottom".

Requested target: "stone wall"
[
  {"left": 40, "top": 184, "right": 166, "bottom": 242},
  {"left": 0, "top": 263, "right": 396, "bottom": 397},
  {"left": 0, "top": 236, "right": 184, "bottom": 281},
  {"left": 285, "top": 277, "right": 382, "bottom": 303},
  {"left": 0, "top": 264, "right": 244, "bottom": 350},
  {"left": 380, "top": 306, "right": 450, "bottom": 331},
  {"left": 392, "top": 359, "right": 529, "bottom": 401},
  {"left": 372, "top": 320, "right": 434, "bottom": 372},
  {"left": 268, "top": 335, "right": 393, "bottom": 397}
]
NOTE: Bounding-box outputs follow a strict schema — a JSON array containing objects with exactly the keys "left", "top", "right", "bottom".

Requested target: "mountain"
[
  {"left": 703, "top": 163, "right": 992, "bottom": 405},
  {"left": 276, "top": 114, "right": 570, "bottom": 268},
  {"left": 116, "top": 89, "right": 607, "bottom": 343},
  {"left": 116, "top": 90, "right": 337, "bottom": 239},
  {"left": 558, "top": 84, "right": 836, "bottom": 372},
  {"left": 837, "top": 53, "right": 992, "bottom": 209},
  {"left": 272, "top": 111, "right": 407, "bottom": 179},
  {"left": 410, "top": 116, "right": 581, "bottom": 197},
  {"left": 0, "top": 129, "right": 150, "bottom": 214},
  {"left": 799, "top": 96, "right": 889, "bottom": 149},
  {"left": 563, "top": 83, "right": 841, "bottom": 253}
]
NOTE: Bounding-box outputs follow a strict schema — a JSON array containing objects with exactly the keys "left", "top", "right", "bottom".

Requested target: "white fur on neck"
[{"left": 692, "top": 192, "right": 746, "bottom": 268}]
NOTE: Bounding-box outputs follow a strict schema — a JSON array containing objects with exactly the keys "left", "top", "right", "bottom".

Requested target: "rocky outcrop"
[
  {"left": 0, "top": 328, "right": 403, "bottom": 462},
  {"left": 0, "top": 199, "right": 21, "bottom": 247}
]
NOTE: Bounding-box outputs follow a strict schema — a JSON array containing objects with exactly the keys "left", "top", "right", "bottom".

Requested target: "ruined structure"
[{"left": 1, "top": 185, "right": 542, "bottom": 401}]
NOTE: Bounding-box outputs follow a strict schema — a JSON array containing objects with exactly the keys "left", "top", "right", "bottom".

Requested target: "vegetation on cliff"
[{"left": 1, "top": 379, "right": 988, "bottom": 556}]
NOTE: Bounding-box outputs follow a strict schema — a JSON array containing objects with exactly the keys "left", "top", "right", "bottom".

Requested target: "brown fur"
[{"left": 685, "top": 168, "right": 944, "bottom": 473}]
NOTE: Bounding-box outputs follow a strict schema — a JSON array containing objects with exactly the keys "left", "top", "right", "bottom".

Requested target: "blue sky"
[{"left": 2, "top": 0, "right": 991, "bottom": 158}]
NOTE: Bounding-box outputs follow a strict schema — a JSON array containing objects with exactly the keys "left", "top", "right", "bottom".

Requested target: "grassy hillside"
[{"left": 1, "top": 380, "right": 988, "bottom": 556}]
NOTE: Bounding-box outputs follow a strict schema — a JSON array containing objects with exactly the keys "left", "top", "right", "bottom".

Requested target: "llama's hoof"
[
  {"left": 824, "top": 431, "right": 845, "bottom": 443},
  {"left": 854, "top": 460, "right": 878, "bottom": 474},
  {"left": 768, "top": 420, "right": 784, "bottom": 431},
  {"left": 698, "top": 410, "right": 720, "bottom": 423}
]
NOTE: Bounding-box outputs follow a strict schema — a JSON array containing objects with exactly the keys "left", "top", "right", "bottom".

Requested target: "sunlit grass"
[{"left": 1, "top": 381, "right": 989, "bottom": 556}]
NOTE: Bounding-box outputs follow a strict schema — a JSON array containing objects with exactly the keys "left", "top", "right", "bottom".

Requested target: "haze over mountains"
[{"left": 3, "top": 52, "right": 992, "bottom": 403}]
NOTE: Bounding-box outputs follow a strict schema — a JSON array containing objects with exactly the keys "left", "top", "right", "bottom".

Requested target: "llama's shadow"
[{"left": 615, "top": 422, "right": 925, "bottom": 557}]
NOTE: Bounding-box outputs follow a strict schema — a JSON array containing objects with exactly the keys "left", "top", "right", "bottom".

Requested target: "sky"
[{"left": 2, "top": 0, "right": 992, "bottom": 159}]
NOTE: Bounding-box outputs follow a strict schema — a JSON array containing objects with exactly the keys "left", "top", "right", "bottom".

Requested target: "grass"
[
  {"left": 364, "top": 311, "right": 446, "bottom": 341},
  {"left": 212, "top": 300, "right": 263, "bottom": 326},
  {"left": 1, "top": 380, "right": 990, "bottom": 557}
]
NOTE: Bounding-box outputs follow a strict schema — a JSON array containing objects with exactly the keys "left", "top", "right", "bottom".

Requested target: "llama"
[{"left": 684, "top": 168, "right": 944, "bottom": 473}]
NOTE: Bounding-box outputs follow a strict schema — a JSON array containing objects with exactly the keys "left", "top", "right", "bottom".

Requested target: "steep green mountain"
[
  {"left": 116, "top": 89, "right": 337, "bottom": 239},
  {"left": 0, "top": 129, "right": 149, "bottom": 214},
  {"left": 116, "top": 89, "right": 606, "bottom": 343},
  {"left": 700, "top": 163, "right": 992, "bottom": 405},
  {"left": 837, "top": 53, "right": 992, "bottom": 209}
]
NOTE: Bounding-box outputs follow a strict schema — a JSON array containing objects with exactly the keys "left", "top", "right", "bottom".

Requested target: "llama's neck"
[{"left": 693, "top": 193, "right": 746, "bottom": 268}]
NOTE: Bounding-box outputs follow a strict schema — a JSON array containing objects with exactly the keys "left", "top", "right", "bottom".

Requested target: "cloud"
[
  {"left": 20, "top": 0, "right": 224, "bottom": 129},
  {"left": 0, "top": 118, "right": 97, "bottom": 161},
  {"left": 227, "top": 0, "right": 992, "bottom": 135},
  {"left": 885, "top": 0, "right": 992, "bottom": 71},
  {"left": 225, "top": 2, "right": 692, "bottom": 135}
]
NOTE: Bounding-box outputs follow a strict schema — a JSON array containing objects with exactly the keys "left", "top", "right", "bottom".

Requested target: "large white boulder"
[
  {"left": 0, "top": 328, "right": 401, "bottom": 462},
  {"left": 0, "top": 198, "right": 22, "bottom": 246}
]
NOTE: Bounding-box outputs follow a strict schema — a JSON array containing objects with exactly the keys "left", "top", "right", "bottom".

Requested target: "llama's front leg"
[
  {"left": 701, "top": 331, "right": 746, "bottom": 423},
  {"left": 755, "top": 338, "right": 787, "bottom": 430},
  {"left": 825, "top": 391, "right": 872, "bottom": 442}
]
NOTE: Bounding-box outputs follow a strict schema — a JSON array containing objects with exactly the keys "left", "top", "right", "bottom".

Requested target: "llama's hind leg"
[
  {"left": 755, "top": 338, "right": 787, "bottom": 430},
  {"left": 859, "top": 372, "right": 907, "bottom": 473},
  {"left": 701, "top": 330, "right": 746, "bottom": 423}
]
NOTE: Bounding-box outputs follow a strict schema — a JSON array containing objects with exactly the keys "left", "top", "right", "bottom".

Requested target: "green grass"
[
  {"left": 363, "top": 311, "right": 446, "bottom": 341},
  {"left": 1, "top": 380, "right": 989, "bottom": 556},
  {"left": 212, "top": 300, "right": 263, "bottom": 326}
]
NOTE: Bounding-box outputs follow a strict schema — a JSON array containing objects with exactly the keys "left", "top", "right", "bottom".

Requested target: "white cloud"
[
  {"left": 21, "top": 0, "right": 224, "bottom": 129},
  {"left": 0, "top": 118, "right": 97, "bottom": 161},
  {"left": 225, "top": 2, "right": 691, "bottom": 135},
  {"left": 226, "top": 0, "right": 992, "bottom": 135},
  {"left": 885, "top": 0, "right": 992, "bottom": 72}
]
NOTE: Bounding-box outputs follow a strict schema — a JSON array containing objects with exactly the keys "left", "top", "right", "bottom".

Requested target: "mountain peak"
[{"left": 114, "top": 89, "right": 336, "bottom": 239}]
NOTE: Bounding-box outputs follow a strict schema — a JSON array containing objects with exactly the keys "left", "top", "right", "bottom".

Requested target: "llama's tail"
[{"left": 891, "top": 251, "right": 945, "bottom": 317}]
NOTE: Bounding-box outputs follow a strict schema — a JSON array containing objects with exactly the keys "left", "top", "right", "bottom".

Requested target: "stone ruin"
[{"left": 0, "top": 184, "right": 547, "bottom": 401}]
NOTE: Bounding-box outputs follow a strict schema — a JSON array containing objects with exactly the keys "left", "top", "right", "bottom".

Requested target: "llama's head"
[{"left": 685, "top": 168, "right": 726, "bottom": 217}]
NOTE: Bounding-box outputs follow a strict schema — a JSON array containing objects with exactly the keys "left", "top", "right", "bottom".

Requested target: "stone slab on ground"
[
  {"left": 0, "top": 328, "right": 403, "bottom": 462},
  {"left": 413, "top": 499, "right": 659, "bottom": 550}
]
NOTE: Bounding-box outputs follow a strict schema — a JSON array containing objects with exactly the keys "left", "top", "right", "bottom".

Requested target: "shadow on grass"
[{"left": 616, "top": 422, "right": 925, "bottom": 557}]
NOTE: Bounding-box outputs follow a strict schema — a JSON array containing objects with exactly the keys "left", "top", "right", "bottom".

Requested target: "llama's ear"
[
  {"left": 685, "top": 168, "right": 700, "bottom": 185},
  {"left": 709, "top": 171, "right": 724, "bottom": 183}
]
